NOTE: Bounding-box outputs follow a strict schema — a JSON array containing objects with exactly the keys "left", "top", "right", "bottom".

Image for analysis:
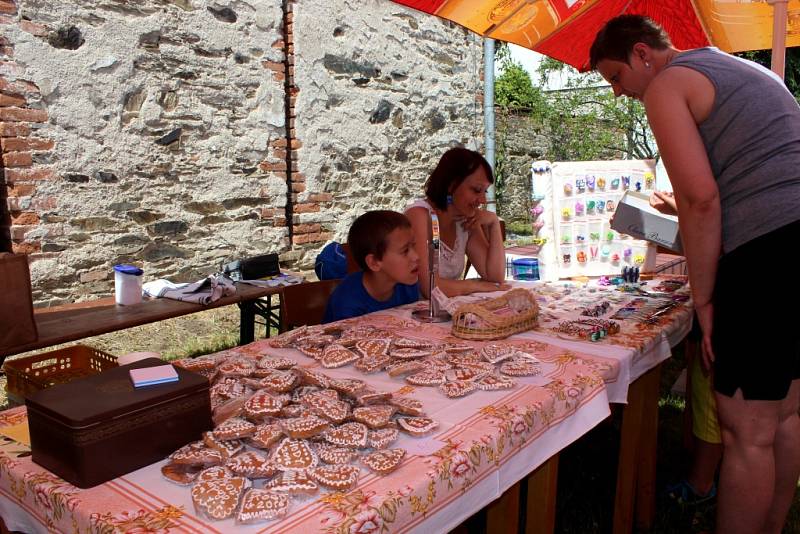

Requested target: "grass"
[{"left": 3, "top": 315, "right": 799, "bottom": 532}]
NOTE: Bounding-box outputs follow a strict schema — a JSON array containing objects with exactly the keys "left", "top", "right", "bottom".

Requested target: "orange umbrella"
[{"left": 392, "top": 0, "right": 800, "bottom": 76}]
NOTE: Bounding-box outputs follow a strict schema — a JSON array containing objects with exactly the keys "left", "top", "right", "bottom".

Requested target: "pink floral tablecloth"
[
  {"left": 0, "top": 311, "right": 614, "bottom": 533},
  {"left": 393, "top": 279, "right": 693, "bottom": 403}
]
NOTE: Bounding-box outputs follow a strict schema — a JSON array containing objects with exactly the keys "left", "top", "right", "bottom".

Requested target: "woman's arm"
[
  {"left": 464, "top": 209, "right": 506, "bottom": 283},
  {"left": 644, "top": 68, "right": 721, "bottom": 367},
  {"left": 406, "top": 207, "right": 508, "bottom": 298}
]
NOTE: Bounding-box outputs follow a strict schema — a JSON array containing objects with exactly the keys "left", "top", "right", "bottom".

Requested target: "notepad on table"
[{"left": 129, "top": 365, "right": 179, "bottom": 388}]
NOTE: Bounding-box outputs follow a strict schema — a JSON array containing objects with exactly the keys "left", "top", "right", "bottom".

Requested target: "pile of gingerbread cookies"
[
  {"left": 166, "top": 354, "right": 437, "bottom": 524},
  {"left": 269, "top": 324, "right": 543, "bottom": 398}
]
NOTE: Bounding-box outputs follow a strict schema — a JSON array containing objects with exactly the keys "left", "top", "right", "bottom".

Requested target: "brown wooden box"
[{"left": 26, "top": 357, "right": 212, "bottom": 489}]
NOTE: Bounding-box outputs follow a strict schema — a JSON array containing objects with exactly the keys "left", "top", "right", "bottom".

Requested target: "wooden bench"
[{"left": 0, "top": 282, "right": 288, "bottom": 361}]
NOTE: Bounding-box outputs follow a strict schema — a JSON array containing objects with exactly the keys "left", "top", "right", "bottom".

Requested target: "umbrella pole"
[{"left": 768, "top": 0, "right": 788, "bottom": 79}]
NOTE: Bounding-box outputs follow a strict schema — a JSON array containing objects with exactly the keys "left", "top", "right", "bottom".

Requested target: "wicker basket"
[
  {"left": 451, "top": 288, "right": 539, "bottom": 340},
  {"left": 3, "top": 345, "right": 118, "bottom": 405}
]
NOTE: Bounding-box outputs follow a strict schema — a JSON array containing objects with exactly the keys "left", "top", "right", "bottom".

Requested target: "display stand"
[{"left": 531, "top": 159, "right": 658, "bottom": 280}]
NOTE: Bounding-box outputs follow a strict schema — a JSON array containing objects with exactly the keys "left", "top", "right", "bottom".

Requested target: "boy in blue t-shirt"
[{"left": 323, "top": 210, "right": 420, "bottom": 322}]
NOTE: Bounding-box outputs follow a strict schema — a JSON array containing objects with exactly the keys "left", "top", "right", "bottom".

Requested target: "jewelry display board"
[{"left": 531, "top": 159, "right": 658, "bottom": 280}]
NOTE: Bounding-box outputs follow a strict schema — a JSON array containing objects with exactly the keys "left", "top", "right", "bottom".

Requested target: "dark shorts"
[{"left": 712, "top": 219, "right": 800, "bottom": 401}]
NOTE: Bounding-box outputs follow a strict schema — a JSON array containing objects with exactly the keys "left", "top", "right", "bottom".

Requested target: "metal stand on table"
[{"left": 412, "top": 213, "right": 450, "bottom": 323}]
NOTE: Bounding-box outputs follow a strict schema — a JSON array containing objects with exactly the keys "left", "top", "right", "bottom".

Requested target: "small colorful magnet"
[
  {"left": 576, "top": 178, "right": 586, "bottom": 192},
  {"left": 586, "top": 200, "right": 595, "bottom": 212},
  {"left": 622, "top": 176, "right": 630, "bottom": 189},
  {"left": 634, "top": 254, "right": 645, "bottom": 265},
  {"left": 586, "top": 176, "right": 596, "bottom": 191},
  {"left": 562, "top": 207, "right": 571, "bottom": 220},
  {"left": 575, "top": 201, "right": 584, "bottom": 216},
  {"left": 612, "top": 253, "right": 620, "bottom": 262},
  {"left": 561, "top": 234, "right": 571, "bottom": 244},
  {"left": 601, "top": 245, "right": 611, "bottom": 257},
  {"left": 596, "top": 200, "right": 605, "bottom": 213},
  {"left": 577, "top": 251, "right": 587, "bottom": 263},
  {"left": 597, "top": 177, "right": 606, "bottom": 190},
  {"left": 563, "top": 182, "right": 573, "bottom": 195},
  {"left": 590, "top": 245, "right": 599, "bottom": 259},
  {"left": 563, "top": 253, "right": 571, "bottom": 264},
  {"left": 635, "top": 181, "right": 642, "bottom": 192},
  {"left": 531, "top": 205, "right": 544, "bottom": 216},
  {"left": 532, "top": 220, "right": 544, "bottom": 230},
  {"left": 606, "top": 200, "right": 615, "bottom": 212},
  {"left": 576, "top": 234, "right": 585, "bottom": 242},
  {"left": 606, "top": 231, "right": 615, "bottom": 241},
  {"left": 611, "top": 177, "right": 620, "bottom": 189},
  {"left": 623, "top": 247, "right": 632, "bottom": 260},
  {"left": 644, "top": 172, "right": 655, "bottom": 188}
]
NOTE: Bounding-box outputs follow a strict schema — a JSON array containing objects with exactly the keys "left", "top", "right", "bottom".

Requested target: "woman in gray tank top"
[{"left": 591, "top": 15, "right": 800, "bottom": 534}]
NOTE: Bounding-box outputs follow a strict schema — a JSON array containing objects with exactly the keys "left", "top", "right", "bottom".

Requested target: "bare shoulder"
[
  {"left": 648, "top": 65, "right": 715, "bottom": 124},
  {"left": 405, "top": 206, "right": 430, "bottom": 222}
]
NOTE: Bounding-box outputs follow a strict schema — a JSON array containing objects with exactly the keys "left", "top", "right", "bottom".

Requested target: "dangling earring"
[{"left": 446, "top": 194, "right": 453, "bottom": 206}]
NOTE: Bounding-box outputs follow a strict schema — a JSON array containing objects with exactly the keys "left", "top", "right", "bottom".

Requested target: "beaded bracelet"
[{"left": 556, "top": 319, "right": 620, "bottom": 341}]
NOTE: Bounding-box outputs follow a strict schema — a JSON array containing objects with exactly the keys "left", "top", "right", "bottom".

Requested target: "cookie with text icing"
[
  {"left": 270, "top": 438, "right": 319, "bottom": 471},
  {"left": 236, "top": 489, "right": 290, "bottom": 524},
  {"left": 323, "top": 422, "right": 369, "bottom": 448},
  {"left": 191, "top": 476, "right": 249, "bottom": 520}
]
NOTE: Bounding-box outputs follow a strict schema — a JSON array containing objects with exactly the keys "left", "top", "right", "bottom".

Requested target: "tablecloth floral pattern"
[{"left": 0, "top": 314, "right": 614, "bottom": 533}]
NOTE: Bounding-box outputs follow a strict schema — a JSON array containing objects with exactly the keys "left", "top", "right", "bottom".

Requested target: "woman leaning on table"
[
  {"left": 591, "top": 15, "right": 800, "bottom": 534},
  {"left": 405, "top": 147, "right": 510, "bottom": 297}
]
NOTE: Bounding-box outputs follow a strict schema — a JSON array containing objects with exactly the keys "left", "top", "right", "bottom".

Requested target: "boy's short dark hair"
[
  {"left": 590, "top": 15, "right": 672, "bottom": 70},
  {"left": 425, "top": 147, "right": 494, "bottom": 211},
  {"left": 347, "top": 210, "right": 411, "bottom": 271}
]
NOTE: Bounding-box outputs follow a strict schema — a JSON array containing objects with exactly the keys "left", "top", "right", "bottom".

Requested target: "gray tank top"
[{"left": 666, "top": 47, "right": 800, "bottom": 254}]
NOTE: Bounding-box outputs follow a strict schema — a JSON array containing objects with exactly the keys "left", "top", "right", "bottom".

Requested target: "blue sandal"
[{"left": 665, "top": 480, "right": 717, "bottom": 505}]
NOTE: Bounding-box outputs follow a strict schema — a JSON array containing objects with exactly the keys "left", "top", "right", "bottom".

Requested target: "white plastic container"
[{"left": 113, "top": 264, "right": 143, "bottom": 305}]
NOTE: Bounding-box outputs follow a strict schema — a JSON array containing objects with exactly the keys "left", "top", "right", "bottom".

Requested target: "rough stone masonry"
[{"left": 0, "top": 0, "right": 484, "bottom": 306}]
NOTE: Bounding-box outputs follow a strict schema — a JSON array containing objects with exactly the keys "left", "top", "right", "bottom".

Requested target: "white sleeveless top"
[{"left": 405, "top": 198, "right": 468, "bottom": 280}]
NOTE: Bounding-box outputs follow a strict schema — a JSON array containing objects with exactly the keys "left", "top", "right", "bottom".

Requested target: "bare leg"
[
  {"left": 715, "top": 388, "right": 781, "bottom": 534},
  {"left": 763, "top": 379, "right": 800, "bottom": 534},
  {"left": 686, "top": 437, "right": 722, "bottom": 496}
]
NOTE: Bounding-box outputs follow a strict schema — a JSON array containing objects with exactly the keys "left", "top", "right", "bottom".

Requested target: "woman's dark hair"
[
  {"left": 590, "top": 15, "right": 672, "bottom": 70},
  {"left": 425, "top": 147, "right": 494, "bottom": 210}
]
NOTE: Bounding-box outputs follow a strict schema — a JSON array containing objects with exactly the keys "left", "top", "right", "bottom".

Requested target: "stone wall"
[
  {"left": 0, "top": 0, "right": 485, "bottom": 305},
  {"left": 290, "top": 0, "right": 485, "bottom": 265},
  {"left": 495, "top": 108, "right": 547, "bottom": 225}
]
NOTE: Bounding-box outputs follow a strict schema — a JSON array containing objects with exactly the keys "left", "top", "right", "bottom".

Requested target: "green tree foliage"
[
  {"left": 495, "top": 58, "right": 543, "bottom": 110},
  {"left": 494, "top": 50, "right": 656, "bottom": 162}
]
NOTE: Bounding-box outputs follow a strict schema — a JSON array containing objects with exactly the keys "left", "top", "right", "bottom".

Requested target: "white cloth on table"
[
  {"left": 405, "top": 198, "right": 468, "bottom": 280},
  {"left": 142, "top": 274, "right": 236, "bottom": 305},
  {"left": 237, "top": 273, "right": 303, "bottom": 288}
]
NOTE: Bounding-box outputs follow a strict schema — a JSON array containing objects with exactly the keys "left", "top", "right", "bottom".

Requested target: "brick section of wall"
[
  {"left": 283, "top": 2, "right": 330, "bottom": 251},
  {"left": 0, "top": 0, "right": 52, "bottom": 254}
]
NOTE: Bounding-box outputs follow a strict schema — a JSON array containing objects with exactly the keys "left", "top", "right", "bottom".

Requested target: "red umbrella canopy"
[{"left": 391, "top": 0, "right": 710, "bottom": 72}]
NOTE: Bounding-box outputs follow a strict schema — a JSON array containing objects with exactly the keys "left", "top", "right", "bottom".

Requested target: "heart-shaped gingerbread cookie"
[
  {"left": 397, "top": 417, "right": 439, "bottom": 436},
  {"left": 309, "top": 464, "right": 361, "bottom": 490},
  {"left": 361, "top": 448, "right": 406, "bottom": 475},
  {"left": 236, "top": 488, "right": 290, "bottom": 524},
  {"left": 368, "top": 428, "right": 399, "bottom": 449},
  {"left": 191, "top": 476, "right": 249, "bottom": 520},
  {"left": 270, "top": 438, "right": 319, "bottom": 470},
  {"left": 323, "top": 422, "right": 369, "bottom": 448}
]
